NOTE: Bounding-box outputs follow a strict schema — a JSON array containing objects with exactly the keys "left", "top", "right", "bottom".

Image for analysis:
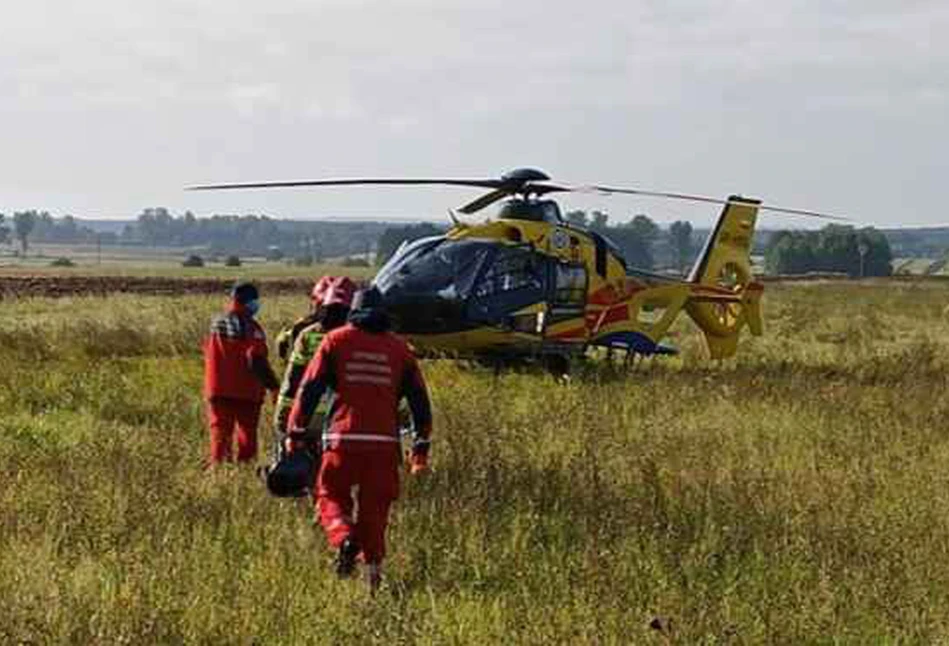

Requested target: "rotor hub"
[
  {"left": 500, "top": 168, "right": 551, "bottom": 197},
  {"left": 500, "top": 168, "right": 550, "bottom": 184}
]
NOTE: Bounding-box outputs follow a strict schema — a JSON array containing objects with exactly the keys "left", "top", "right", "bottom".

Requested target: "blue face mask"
[{"left": 245, "top": 299, "right": 261, "bottom": 317}]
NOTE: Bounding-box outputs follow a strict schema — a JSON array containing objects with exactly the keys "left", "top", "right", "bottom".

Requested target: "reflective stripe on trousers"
[{"left": 322, "top": 433, "right": 400, "bottom": 443}]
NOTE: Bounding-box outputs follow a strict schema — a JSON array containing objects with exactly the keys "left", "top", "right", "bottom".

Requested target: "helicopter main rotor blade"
[
  {"left": 456, "top": 182, "right": 574, "bottom": 214},
  {"left": 187, "top": 178, "right": 505, "bottom": 191},
  {"left": 187, "top": 171, "right": 851, "bottom": 221},
  {"left": 526, "top": 182, "right": 573, "bottom": 196},
  {"left": 457, "top": 188, "right": 512, "bottom": 215},
  {"left": 585, "top": 185, "right": 850, "bottom": 221}
]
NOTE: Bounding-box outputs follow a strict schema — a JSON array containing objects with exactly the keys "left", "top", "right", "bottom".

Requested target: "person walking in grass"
[
  {"left": 203, "top": 281, "right": 280, "bottom": 464},
  {"left": 272, "top": 276, "right": 356, "bottom": 436},
  {"left": 275, "top": 276, "right": 332, "bottom": 363},
  {"left": 263, "top": 277, "right": 355, "bottom": 497},
  {"left": 288, "top": 286, "right": 433, "bottom": 590}
]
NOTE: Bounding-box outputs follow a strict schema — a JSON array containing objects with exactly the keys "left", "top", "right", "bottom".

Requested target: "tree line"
[
  {"left": 0, "top": 210, "right": 115, "bottom": 255},
  {"left": 0, "top": 211, "right": 72, "bottom": 255},
  {"left": 563, "top": 210, "right": 696, "bottom": 271},
  {"left": 2, "top": 206, "right": 696, "bottom": 271},
  {"left": 123, "top": 208, "right": 391, "bottom": 260},
  {"left": 764, "top": 226, "right": 893, "bottom": 277},
  {"left": 0, "top": 207, "right": 905, "bottom": 279},
  {"left": 0, "top": 208, "right": 390, "bottom": 262}
]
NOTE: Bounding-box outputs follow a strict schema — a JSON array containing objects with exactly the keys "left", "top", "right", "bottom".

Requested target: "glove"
[
  {"left": 410, "top": 453, "right": 429, "bottom": 474},
  {"left": 277, "top": 332, "right": 292, "bottom": 361},
  {"left": 409, "top": 439, "right": 430, "bottom": 475},
  {"left": 284, "top": 427, "right": 308, "bottom": 454}
]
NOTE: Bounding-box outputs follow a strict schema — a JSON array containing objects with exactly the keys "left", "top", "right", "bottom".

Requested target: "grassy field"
[
  {"left": 0, "top": 244, "right": 375, "bottom": 280},
  {"left": 2, "top": 281, "right": 949, "bottom": 643}
]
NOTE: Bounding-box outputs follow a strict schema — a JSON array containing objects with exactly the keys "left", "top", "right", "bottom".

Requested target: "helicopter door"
[
  {"left": 467, "top": 246, "right": 547, "bottom": 328},
  {"left": 547, "top": 262, "right": 588, "bottom": 324}
]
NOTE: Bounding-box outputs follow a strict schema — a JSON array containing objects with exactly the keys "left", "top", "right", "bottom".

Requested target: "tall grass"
[{"left": 2, "top": 282, "right": 949, "bottom": 642}]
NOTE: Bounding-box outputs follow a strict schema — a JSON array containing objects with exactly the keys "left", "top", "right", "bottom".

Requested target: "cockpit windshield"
[
  {"left": 374, "top": 235, "right": 443, "bottom": 290},
  {"left": 374, "top": 237, "right": 496, "bottom": 300}
]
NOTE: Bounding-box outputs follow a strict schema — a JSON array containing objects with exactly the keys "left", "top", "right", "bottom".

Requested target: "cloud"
[{"left": 0, "top": 0, "right": 945, "bottom": 224}]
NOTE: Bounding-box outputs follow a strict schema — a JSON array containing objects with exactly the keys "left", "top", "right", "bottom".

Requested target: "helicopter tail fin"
[
  {"left": 686, "top": 196, "right": 759, "bottom": 285},
  {"left": 684, "top": 197, "right": 764, "bottom": 359}
]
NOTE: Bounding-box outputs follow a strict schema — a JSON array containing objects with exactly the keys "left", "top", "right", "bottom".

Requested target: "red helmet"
[
  {"left": 310, "top": 276, "right": 333, "bottom": 304},
  {"left": 322, "top": 276, "right": 356, "bottom": 308}
]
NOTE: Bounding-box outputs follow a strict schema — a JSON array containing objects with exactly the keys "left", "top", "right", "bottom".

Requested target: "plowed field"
[{"left": 0, "top": 274, "right": 314, "bottom": 299}]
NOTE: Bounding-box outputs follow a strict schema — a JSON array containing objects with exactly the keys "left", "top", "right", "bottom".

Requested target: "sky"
[{"left": 0, "top": 0, "right": 945, "bottom": 227}]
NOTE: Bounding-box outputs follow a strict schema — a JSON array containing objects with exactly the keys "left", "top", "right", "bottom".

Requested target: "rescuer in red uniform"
[
  {"left": 204, "top": 282, "right": 280, "bottom": 464},
  {"left": 289, "top": 286, "right": 432, "bottom": 589}
]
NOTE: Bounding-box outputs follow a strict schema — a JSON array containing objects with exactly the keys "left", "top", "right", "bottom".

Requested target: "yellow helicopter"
[{"left": 191, "top": 168, "right": 844, "bottom": 364}]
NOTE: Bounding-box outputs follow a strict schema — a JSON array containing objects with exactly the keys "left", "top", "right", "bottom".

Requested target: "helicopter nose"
[{"left": 378, "top": 288, "right": 467, "bottom": 335}]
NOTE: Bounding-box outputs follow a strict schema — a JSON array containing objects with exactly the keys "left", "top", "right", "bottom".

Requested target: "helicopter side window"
[
  {"left": 553, "top": 264, "right": 587, "bottom": 308},
  {"left": 467, "top": 246, "right": 547, "bottom": 325},
  {"left": 474, "top": 248, "right": 543, "bottom": 298}
]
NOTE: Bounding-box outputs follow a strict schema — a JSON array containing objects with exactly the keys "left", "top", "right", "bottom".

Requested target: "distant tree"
[
  {"left": 119, "top": 211, "right": 388, "bottom": 259},
  {"left": 561, "top": 209, "right": 662, "bottom": 268},
  {"left": 376, "top": 223, "right": 444, "bottom": 265},
  {"left": 764, "top": 226, "right": 891, "bottom": 277},
  {"left": 0, "top": 214, "right": 10, "bottom": 245},
  {"left": 564, "top": 210, "right": 588, "bottom": 227},
  {"left": 854, "top": 227, "right": 892, "bottom": 277},
  {"left": 13, "top": 211, "right": 38, "bottom": 255},
  {"left": 811, "top": 225, "right": 892, "bottom": 277},
  {"left": 668, "top": 220, "right": 694, "bottom": 272},
  {"left": 224, "top": 255, "right": 242, "bottom": 267},
  {"left": 59, "top": 215, "right": 78, "bottom": 239},
  {"left": 26, "top": 212, "right": 100, "bottom": 244},
  {"left": 605, "top": 214, "right": 659, "bottom": 268},
  {"left": 49, "top": 257, "right": 76, "bottom": 267},
  {"left": 629, "top": 214, "right": 659, "bottom": 243},
  {"left": 589, "top": 211, "right": 610, "bottom": 231},
  {"left": 765, "top": 231, "right": 817, "bottom": 274},
  {"left": 815, "top": 225, "right": 860, "bottom": 275},
  {"left": 182, "top": 255, "right": 205, "bottom": 267}
]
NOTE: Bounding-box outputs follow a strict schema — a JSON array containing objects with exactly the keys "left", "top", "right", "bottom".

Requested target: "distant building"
[{"left": 891, "top": 258, "right": 949, "bottom": 276}]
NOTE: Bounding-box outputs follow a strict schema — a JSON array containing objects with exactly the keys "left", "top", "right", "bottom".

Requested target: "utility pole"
[{"left": 858, "top": 241, "right": 869, "bottom": 278}]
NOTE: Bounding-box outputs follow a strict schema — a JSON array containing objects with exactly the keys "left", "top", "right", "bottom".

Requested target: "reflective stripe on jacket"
[{"left": 289, "top": 323, "right": 432, "bottom": 451}]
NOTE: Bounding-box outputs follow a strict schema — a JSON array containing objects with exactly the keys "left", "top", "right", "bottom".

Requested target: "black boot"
[{"left": 336, "top": 537, "right": 360, "bottom": 579}]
